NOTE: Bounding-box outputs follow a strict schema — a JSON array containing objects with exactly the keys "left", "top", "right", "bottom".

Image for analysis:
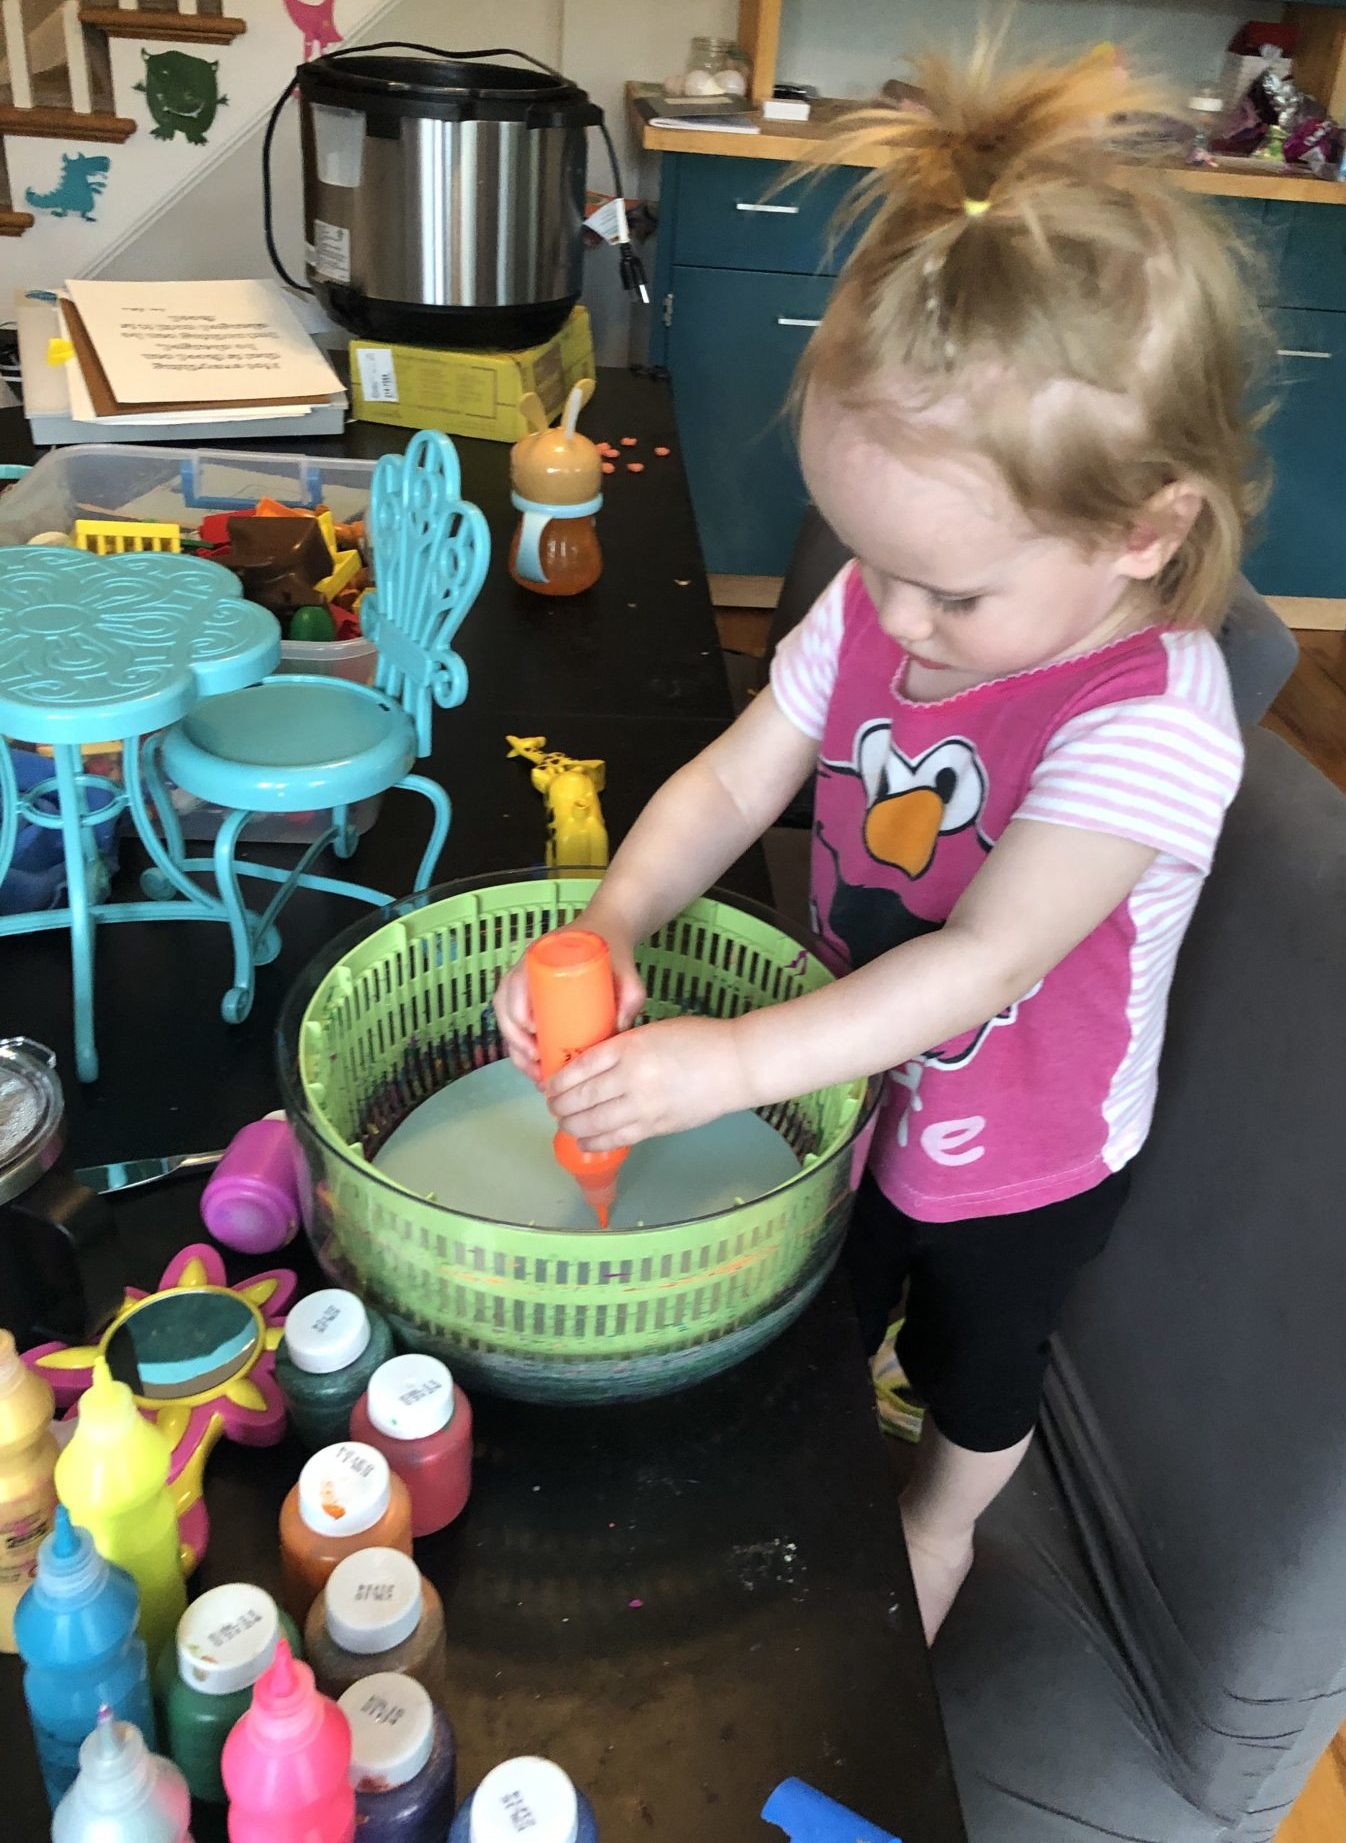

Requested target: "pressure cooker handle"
[{"left": 5, "top": 1167, "right": 127, "bottom": 1346}]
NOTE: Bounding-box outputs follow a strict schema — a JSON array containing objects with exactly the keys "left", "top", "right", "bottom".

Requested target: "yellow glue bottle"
[
  {"left": 0, "top": 1329, "right": 58, "bottom": 1653},
  {"left": 54, "top": 1358, "right": 186, "bottom": 1668}
]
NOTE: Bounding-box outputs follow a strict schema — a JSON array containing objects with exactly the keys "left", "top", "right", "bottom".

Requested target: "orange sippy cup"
[
  {"left": 526, "top": 930, "right": 627, "bottom": 1226},
  {"left": 509, "top": 381, "right": 603, "bottom": 597}
]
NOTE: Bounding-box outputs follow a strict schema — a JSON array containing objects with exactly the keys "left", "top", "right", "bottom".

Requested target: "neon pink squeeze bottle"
[{"left": 220, "top": 1638, "right": 354, "bottom": 1843}]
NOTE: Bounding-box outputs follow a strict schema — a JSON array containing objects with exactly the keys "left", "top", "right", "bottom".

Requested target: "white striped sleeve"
[
  {"left": 1017, "top": 634, "right": 1244, "bottom": 875},
  {"left": 767, "top": 563, "right": 851, "bottom": 740}
]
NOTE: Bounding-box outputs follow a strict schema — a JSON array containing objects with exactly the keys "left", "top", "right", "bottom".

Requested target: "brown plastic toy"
[{"left": 508, "top": 380, "right": 603, "bottom": 597}]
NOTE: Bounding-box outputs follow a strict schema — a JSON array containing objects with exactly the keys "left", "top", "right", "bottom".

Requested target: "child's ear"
[{"left": 1117, "top": 481, "right": 1205, "bottom": 581}]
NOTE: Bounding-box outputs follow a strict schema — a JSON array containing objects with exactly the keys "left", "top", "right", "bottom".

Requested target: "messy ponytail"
[{"left": 798, "top": 38, "right": 1269, "bottom": 626}]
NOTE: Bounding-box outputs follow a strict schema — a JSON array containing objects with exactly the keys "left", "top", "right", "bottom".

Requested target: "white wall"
[{"left": 776, "top": 0, "right": 1282, "bottom": 99}]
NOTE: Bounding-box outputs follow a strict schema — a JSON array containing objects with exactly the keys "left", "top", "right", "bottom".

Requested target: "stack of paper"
[{"left": 18, "top": 280, "right": 347, "bottom": 446}]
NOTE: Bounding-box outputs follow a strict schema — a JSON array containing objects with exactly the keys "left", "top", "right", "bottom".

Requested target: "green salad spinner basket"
[{"left": 277, "top": 873, "right": 880, "bottom": 1403}]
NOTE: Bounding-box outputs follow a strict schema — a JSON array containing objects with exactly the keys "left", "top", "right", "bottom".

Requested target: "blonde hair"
[{"left": 797, "top": 39, "right": 1269, "bottom": 626}]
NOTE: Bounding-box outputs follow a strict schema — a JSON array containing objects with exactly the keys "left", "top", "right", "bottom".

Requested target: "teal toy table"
[{"left": 0, "top": 547, "right": 279, "bottom": 1081}]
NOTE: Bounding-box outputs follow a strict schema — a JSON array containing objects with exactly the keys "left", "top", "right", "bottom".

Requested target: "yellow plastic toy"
[
  {"left": 506, "top": 734, "right": 608, "bottom": 869},
  {"left": 73, "top": 519, "right": 181, "bottom": 556},
  {"left": 508, "top": 380, "right": 603, "bottom": 597}
]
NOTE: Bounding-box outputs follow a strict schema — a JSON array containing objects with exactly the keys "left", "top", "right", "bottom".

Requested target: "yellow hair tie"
[{"left": 963, "top": 196, "right": 991, "bottom": 218}]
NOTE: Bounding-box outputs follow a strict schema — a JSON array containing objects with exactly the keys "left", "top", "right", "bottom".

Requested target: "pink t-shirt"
[{"left": 770, "top": 563, "right": 1244, "bottom": 1222}]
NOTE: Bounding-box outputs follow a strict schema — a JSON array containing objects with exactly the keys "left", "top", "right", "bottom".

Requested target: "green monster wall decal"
[{"left": 134, "top": 50, "right": 229, "bottom": 145}]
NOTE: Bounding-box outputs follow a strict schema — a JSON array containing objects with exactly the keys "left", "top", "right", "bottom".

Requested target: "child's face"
[{"left": 799, "top": 383, "right": 1156, "bottom": 684}]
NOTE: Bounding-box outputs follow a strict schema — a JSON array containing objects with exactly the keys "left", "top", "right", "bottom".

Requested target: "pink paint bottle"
[
  {"left": 220, "top": 1638, "right": 354, "bottom": 1843},
  {"left": 349, "top": 1355, "right": 472, "bottom": 1538}
]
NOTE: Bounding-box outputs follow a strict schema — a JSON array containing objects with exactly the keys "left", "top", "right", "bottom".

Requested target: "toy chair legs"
[{"left": 146, "top": 430, "right": 489, "bottom": 1023}]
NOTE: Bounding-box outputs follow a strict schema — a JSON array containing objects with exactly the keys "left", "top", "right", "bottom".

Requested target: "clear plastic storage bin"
[
  {"left": 0, "top": 444, "right": 379, "bottom": 684},
  {"left": 0, "top": 445, "right": 385, "bottom": 844}
]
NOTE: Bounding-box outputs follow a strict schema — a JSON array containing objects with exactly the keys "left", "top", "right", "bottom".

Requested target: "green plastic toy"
[{"left": 289, "top": 604, "right": 337, "bottom": 643}]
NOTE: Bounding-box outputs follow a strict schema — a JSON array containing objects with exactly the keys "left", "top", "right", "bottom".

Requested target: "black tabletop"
[{"left": 0, "top": 377, "right": 964, "bottom": 1843}]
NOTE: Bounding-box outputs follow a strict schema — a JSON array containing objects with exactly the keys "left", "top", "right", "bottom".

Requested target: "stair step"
[
  {"left": 77, "top": 7, "right": 246, "bottom": 44},
  {"left": 0, "top": 106, "right": 135, "bottom": 142},
  {"left": 0, "top": 210, "right": 35, "bottom": 237}
]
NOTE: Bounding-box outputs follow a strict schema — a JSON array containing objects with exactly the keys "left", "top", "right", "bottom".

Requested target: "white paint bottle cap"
[
  {"left": 284, "top": 1289, "right": 371, "bottom": 1374},
  {"left": 470, "top": 1757, "right": 580, "bottom": 1843},
  {"left": 340, "top": 1671, "right": 434, "bottom": 1791},
  {"left": 366, "top": 1353, "right": 455, "bottom": 1442},
  {"left": 298, "top": 1441, "right": 391, "bottom": 1537},
  {"left": 176, "top": 1582, "right": 281, "bottom": 1697},
  {"left": 324, "top": 1547, "right": 422, "bottom": 1654}
]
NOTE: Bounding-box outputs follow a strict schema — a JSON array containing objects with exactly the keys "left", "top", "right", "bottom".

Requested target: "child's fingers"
[
  {"left": 614, "top": 969, "right": 646, "bottom": 1032},
  {"left": 546, "top": 1039, "right": 621, "bottom": 1103}
]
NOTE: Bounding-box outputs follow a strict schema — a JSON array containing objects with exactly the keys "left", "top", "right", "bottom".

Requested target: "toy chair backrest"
[{"left": 362, "top": 429, "right": 490, "bottom": 756}]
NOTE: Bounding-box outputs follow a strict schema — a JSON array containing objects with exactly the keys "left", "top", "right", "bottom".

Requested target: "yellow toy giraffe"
[{"left": 506, "top": 735, "right": 608, "bottom": 870}]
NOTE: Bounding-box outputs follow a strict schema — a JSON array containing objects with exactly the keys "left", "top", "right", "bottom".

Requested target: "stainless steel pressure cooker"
[{"left": 295, "top": 49, "right": 601, "bottom": 348}]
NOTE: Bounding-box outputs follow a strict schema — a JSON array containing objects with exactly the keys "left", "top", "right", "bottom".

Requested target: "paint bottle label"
[{"left": 0, "top": 1486, "right": 54, "bottom": 1586}]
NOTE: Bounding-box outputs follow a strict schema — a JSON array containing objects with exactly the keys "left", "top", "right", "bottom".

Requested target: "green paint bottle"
[
  {"left": 154, "top": 1581, "right": 302, "bottom": 1803},
  {"left": 274, "top": 1289, "right": 395, "bottom": 1450}
]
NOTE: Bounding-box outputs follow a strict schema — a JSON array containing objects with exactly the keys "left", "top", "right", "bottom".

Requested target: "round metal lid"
[{"left": 0, "top": 1038, "right": 64, "bottom": 1207}]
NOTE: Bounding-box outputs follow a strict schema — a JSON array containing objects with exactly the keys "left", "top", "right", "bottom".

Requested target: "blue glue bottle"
[
  {"left": 761, "top": 1778, "right": 902, "bottom": 1842},
  {"left": 13, "top": 1505, "right": 156, "bottom": 1809},
  {"left": 450, "top": 1756, "right": 599, "bottom": 1842}
]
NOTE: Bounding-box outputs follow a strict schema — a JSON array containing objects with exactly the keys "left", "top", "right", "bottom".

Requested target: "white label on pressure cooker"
[
  {"left": 312, "top": 219, "right": 351, "bottom": 285},
  {"left": 584, "top": 194, "right": 630, "bottom": 247},
  {"left": 357, "top": 347, "right": 399, "bottom": 405}
]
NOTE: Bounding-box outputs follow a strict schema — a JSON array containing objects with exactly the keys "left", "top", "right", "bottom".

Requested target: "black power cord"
[{"left": 262, "top": 42, "right": 647, "bottom": 306}]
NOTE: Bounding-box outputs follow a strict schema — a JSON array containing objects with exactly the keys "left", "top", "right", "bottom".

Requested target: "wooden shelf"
[
  {"left": 0, "top": 210, "right": 35, "bottom": 237},
  {"left": 629, "top": 84, "right": 1346, "bottom": 206},
  {"left": 78, "top": 8, "right": 246, "bottom": 45},
  {"left": 0, "top": 106, "right": 135, "bottom": 142}
]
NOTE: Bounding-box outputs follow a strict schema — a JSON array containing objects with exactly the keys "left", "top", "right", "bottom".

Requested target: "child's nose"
[{"left": 877, "top": 584, "right": 935, "bottom": 645}]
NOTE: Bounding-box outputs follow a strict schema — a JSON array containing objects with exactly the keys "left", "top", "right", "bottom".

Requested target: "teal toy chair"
[{"left": 143, "top": 429, "right": 489, "bottom": 1023}]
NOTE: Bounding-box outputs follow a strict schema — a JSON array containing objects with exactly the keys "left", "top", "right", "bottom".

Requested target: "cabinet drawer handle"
[
  {"left": 736, "top": 201, "right": 801, "bottom": 214},
  {"left": 777, "top": 316, "right": 823, "bottom": 328},
  {"left": 1277, "top": 348, "right": 1332, "bottom": 359}
]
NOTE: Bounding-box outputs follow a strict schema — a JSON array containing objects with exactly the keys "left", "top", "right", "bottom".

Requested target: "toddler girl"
[{"left": 495, "top": 44, "right": 1258, "bottom": 1641}]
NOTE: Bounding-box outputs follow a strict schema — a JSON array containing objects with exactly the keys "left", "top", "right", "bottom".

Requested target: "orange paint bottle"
[
  {"left": 278, "top": 1442, "right": 413, "bottom": 1629},
  {"left": 525, "top": 930, "right": 627, "bottom": 1226}
]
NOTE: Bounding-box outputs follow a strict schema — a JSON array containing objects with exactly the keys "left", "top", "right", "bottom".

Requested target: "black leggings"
[{"left": 844, "top": 1168, "right": 1131, "bottom": 1452}]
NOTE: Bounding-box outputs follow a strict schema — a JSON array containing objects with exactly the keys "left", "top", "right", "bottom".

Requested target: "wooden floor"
[
  {"left": 712, "top": 608, "right": 1346, "bottom": 1840},
  {"left": 1265, "top": 629, "right": 1346, "bottom": 796}
]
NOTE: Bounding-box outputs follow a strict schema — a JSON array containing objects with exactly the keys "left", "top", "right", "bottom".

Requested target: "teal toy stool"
[
  {"left": 0, "top": 548, "right": 279, "bottom": 1081},
  {"left": 147, "top": 430, "right": 489, "bottom": 1025}
]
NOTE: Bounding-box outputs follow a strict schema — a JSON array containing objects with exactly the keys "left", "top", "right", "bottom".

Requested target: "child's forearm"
[
  {"left": 581, "top": 695, "right": 819, "bottom": 947},
  {"left": 729, "top": 921, "right": 1020, "bottom": 1106},
  {"left": 582, "top": 753, "right": 766, "bottom": 944}
]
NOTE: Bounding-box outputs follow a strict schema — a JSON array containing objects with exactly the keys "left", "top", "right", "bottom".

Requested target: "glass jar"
[{"left": 685, "top": 36, "right": 750, "bottom": 98}]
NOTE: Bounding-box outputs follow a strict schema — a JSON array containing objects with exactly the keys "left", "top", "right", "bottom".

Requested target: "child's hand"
[
  {"left": 493, "top": 925, "right": 646, "bottom": 1082},
  {"left": 545, "top": 1015, "right": 748, "bottom": 1151}
]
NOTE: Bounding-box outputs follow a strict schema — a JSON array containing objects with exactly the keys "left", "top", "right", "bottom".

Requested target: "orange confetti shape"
[
  {"left": 654, "top": 446, "right": 671, "bottom": 457},
  {"left": 626, "top": 462, "right": 645, "bottom": 474},
  {"left": 601, "top": 461, "right": 616, "bottom": 474},
  {"left": 620, "top": 436, "right": 638, "bottom": 447}
]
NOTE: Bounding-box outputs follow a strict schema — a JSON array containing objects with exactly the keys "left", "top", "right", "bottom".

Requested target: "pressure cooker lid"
[
  {"left": 0, "top": 1037, "right": 65, "bottom": 1206},
  {"left": 297, "top": 54, "right": 601, "bottom": 129}
]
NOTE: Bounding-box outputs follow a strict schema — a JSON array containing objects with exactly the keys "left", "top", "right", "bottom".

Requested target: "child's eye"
[{"left": 934, "top": 593, "right": 981, "bottom": 615}]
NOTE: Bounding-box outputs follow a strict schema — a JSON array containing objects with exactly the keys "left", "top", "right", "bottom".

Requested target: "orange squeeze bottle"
[{"left": 525, "top": 930, "right": 627, "bottom": 1226}]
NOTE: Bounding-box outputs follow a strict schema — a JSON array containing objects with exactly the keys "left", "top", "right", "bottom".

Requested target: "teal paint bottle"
[
  {"left": 274, "top": 1290, "right": 395, "bottom": 1450},
  {"left": 13, "top": 1506, "right": 156, "bottom": 1809},
  {"left": 154, "top": 1581, "right": 302, "bottom": 1803}
]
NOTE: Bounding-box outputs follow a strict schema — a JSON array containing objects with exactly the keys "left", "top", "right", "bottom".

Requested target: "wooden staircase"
[{"left": 0, "top": 0, "right": 246, "bottom": 233}]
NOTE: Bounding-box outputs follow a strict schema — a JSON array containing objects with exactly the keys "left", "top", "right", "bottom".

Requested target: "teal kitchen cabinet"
[
  {"left": 1244, "top": 309, "right": 1346, "bottom": 596},
  {"left": 667, "top": 266, "right": 832, "bottom": 577},
  {"left": 651, "top": 153, "right": 862, "bottom": 579},
  {"left": 652, "top": 153, "right": 1346, "bottom": 596}
]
